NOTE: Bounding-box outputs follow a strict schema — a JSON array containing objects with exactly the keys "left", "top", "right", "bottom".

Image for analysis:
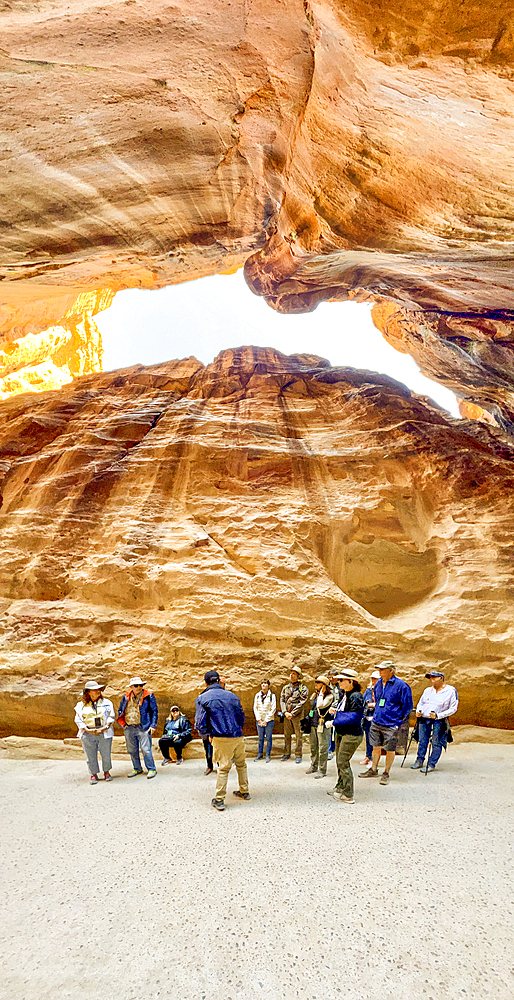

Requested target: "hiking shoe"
[
  {"left": 327, "top": 789, "right": 343, "bottom": 799},
  {"left": 233, "top": 790, "right": 251, "bottom": 800},
  {"left": 305, "top": 765, "right": 317, "bottom": 774},
  {"left": 340, "top": 795, "right": 355, "bottom": 804},
  {"left": 103, "top": 771, "right": 113, "bottom": 781},
  {"left": 280, "top": 754, "right": 291, "bottom": 761},
  {"left": 314, "top": 771, "right": 326, "bottom": 779},
  {"left": 161, "top": 758, "right": 172, "bottom": 766},
  {"left": 327, "top": 751, "right": 334, "bottom": 760},
  {"left": 379, "top": 771, "right": 389, "bottom": 785},
  {"left": 204, "top": 767, "right": 213, "bottom": 775},
  {"left": 146, "top": 769, "right": 157, "bottom": 779},
  {"left": 295, "top": 757, "right": 302, "bottom": 764},
  {"left": 359, "top": 768, "right": 379, "bottom": 778},
  {"left": 90, "top": 774, "right": 99, "bottom": 785},
  {"left": 254, "top": 754, "right": 263, "bottom": 760},
  {"left": 211, "top": 798, "right": 225, "bottom": 811},
  {"left": 411, "top": 760, "right": 423, "bottom": 769},
  {"left": 127, "top": 769, "right": 144, "bottom": 778},
  {"left": 422, "top": 764, "right": 436, "bottom": 773},
  {"left": 176, "top": 759, "right": 183, "bottom": 765},
  {"left": 265, "top": 756, "right": 271, "bottom": 763}
]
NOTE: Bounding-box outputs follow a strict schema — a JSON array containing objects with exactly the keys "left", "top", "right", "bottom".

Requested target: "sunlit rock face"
[
  {"left": 2, "top": 1, "right": 514, "bottom": 322},
  {"left": 0, "top": 289, "right": 113, "bottom": 398},
  {"left": 1, "top": 347, "right": 513, "bottom": 736}
]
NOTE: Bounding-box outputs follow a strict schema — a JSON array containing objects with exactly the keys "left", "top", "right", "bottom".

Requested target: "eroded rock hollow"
[{"left": 1, "top": 347, "right": 513, "bottom": 736}]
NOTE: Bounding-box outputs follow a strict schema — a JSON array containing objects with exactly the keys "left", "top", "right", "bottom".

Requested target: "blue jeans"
[
  {"left": 124, "top": 725, "right": 155, "bottom": 771},
  {"left": 257, "top": 721, "right": 274, "bottom": 758},
  {"left": 362, "top": 719, "right": 373, "bottom": 759},
  {"left": 416, "top": 718, "right": 446, "bottom": 767}
]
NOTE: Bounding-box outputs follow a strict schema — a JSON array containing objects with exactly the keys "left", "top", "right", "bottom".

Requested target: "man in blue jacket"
[
  {"left": 359, "top": 661, "right": 413, "bottom": 786},
  {"left": 195, "top": 670, "right": 250, "bottom": 812},
  {"left": 118, "top": 676, "right": 159, "bottom": 778}
]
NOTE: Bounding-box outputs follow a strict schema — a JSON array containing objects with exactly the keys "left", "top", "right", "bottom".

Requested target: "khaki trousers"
[
  {"left": 283, "top": 716, "right": 303, "bottom": 757},
  {"left": 335, "top": 733, "right": 363, "bottom": 798},
  {"left": 212, "top": 736, "right": 249, "bottom": 801},
  {"left": 309, "top": 726, "right": 331, "bottom": 774}
]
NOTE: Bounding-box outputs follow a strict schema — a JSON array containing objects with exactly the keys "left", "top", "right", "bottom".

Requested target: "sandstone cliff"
[
  {"left": 2, "top": 1, "right": 514, "bottom": 736},
  {"left": 1, "top": 347, "right": 513, "bottom": 737},
  {"left": 0, "top": 288, "right": 114, "bottom": 398},
  {"left": 1, "top": 0, "right": 514, "bottom": 405}
]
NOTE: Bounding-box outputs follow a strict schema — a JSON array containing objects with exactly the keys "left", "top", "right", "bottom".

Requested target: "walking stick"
[{"left": 400, "top": 719, "right": 418, "bottom": 767}]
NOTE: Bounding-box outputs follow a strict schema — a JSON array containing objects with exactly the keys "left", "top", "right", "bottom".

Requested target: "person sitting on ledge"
[
  {"left": 159, "top": 705, "right": 193, "bottom": 765},
  {"left": 411, "top": 671, "right": 458, "bottom": 773}
]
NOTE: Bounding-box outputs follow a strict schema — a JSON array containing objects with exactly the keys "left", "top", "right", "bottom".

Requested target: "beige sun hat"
[
  {"left": 335, "top": 668, "right": 358, "bottom": 679},
  {"left": 316, "top": 675, "right": 330, "bottom": 686}
]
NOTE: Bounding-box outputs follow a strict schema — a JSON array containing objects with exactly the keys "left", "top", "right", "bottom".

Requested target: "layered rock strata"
[
  {"left": 2, "top": 0, "right": 514, "bottom": 389},
  {"left": 1, "top": 347, "right": 513, "bottom": 737}
]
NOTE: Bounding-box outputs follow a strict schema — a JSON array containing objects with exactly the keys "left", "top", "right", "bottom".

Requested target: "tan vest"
[{"left": 125, "top": 693, "right": 142, "bottom": 725}]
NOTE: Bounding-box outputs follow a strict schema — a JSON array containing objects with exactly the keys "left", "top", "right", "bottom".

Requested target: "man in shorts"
[{"left": 359, "top": 660, "right": 413, "bottom": 786}]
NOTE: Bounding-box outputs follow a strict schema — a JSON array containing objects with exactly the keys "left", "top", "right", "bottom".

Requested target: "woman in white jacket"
[
  {"left": 253, "top": 679, "right": 276, "bottom": 761},
  {"left": 74, "top": 681, "right": 115, "bottom": 785}
]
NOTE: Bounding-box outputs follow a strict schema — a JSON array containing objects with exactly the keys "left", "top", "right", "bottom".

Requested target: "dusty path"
[{"left": 1, "top": 744, "right": 513, "bottom": 1000}]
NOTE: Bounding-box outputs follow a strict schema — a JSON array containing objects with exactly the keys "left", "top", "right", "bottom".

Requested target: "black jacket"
[
  {"left": 162, "top": 715, "right": 192, "bottom": 741},
  {"left": 333, "top": 691, "right": 364, "bottom": 736}
]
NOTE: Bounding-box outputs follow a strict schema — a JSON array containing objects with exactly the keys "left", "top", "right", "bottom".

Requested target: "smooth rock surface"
[
  {"left": 2, "top": 0, "right": 514, "bottom": 311},
  {"left": 1, "top": 744, "right": 513, "bottom": 1000},
  {"left": 1, "top": 346, "right": 514, "bottom": 734},
  {"left": 2, "top": 0, "right": 514, "bottom": 403}
]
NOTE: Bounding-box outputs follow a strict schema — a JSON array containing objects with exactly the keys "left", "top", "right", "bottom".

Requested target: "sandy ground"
[{"left": 1, "top": 743, "right": 513, "bottom": 1000}]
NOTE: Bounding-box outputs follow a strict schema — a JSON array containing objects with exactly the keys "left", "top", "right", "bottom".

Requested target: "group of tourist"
[{"left": 74, "top": 661, "right": 459, "bottom": 810}]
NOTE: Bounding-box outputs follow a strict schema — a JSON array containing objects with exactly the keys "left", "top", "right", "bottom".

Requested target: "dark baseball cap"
[
  {"left": 425, "top": 671, "right": 444, "bottom": 679},
  {"left": 204, "top": 670, "right": 220, "bottom": 685}
]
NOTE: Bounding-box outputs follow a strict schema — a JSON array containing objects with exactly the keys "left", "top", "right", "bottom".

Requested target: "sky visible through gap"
[{"left": 96, "top": 269, "right": 460, "bottom": 417}]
